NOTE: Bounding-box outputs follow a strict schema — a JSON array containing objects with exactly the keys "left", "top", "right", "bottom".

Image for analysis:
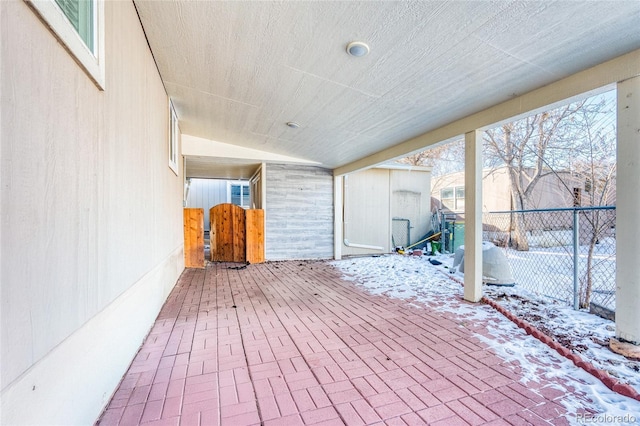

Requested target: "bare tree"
[
  {"left": 483, "top": 92, "right": 616, "bottom": 306},
  {"left": 399, "top": 92, "right": 615, "bottom": 264},
  {"left": 399, "top": 150, "right": 431, "bottom": 167},
  {"left": 568, "top": 96, "right": 617, "bottom": 308},
  {"left": 398, "top": 139, "right": 465, "bottom": 177},
  {"left": 483, "top": 101, "right": 587, "bottom": 250}
]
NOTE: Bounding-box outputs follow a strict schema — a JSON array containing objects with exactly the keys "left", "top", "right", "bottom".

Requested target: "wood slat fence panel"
[
  {"left": 245, "top": 209, "right": 265, "bottom": 264},
  {"left": 183, "top": 208, "right": 205, "bottom": 268}
]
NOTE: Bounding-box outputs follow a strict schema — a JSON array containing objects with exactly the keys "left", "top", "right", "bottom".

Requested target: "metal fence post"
[{"left": 573, "top": 209, "right": 579, "bottom": 310}]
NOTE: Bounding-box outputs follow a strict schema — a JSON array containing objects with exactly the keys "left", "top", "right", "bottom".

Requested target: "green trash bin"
[
  {"left": 452, "top": 222, "right": 465, "bottom": 252},
  {"left": 431, "top": 241, "right": 441, "bottom": 254}
]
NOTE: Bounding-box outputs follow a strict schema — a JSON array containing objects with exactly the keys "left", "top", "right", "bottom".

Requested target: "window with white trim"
[
  {"left": 227, "top": 181, "right": 250, "bottom": 208},
  {"left": 27, "top": 0, "right": 105, "bottom": 89},
  {"left": 455, "top": 186, "right": 465, "bottom": 211},
  {"left": 441, "top": 186, "right": 465, "bottom": 211},
  {"left": 54, "top": 0, "right": 94, "bottom": 50},
  {"left": 169, "top": 100, "right": 179, "bottom": 175}
]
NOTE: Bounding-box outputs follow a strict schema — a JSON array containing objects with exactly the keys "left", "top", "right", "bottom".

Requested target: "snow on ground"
[
  {"left": 434, "top": 249, "right": 639, "bottom": 391},
  {"left": 331, "top": 254, "right": 640, "bottom": 424},
  {"left": 498, "top": 237, "right": 616, "bottom": 311}
]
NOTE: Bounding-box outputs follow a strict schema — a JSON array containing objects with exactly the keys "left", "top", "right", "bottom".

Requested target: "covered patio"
[
  {"left": 5, "top": 2, "right": 640, "bottom": 424},
  {"left": 96, "top": 260, "right": 599, "bottom": 425}
]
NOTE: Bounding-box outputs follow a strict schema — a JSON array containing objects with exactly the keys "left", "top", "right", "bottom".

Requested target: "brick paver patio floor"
[{"left": 96, "top": 260, "right": 580, "bottom": 425}]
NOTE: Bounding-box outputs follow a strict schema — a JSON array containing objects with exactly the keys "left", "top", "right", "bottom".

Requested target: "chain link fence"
[
  {"left": 392, "top": 218, "right": 411, "bottom": 248},
  {"left": 482, "top": 207, "right": 616, "bottom": 313}
]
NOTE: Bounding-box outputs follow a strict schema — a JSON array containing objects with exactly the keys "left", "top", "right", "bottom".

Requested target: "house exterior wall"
[
  {"left": 265, "top": 164, "right": 333, "bottom": 260},
  {"left": 1, "top": 2, "right": 184, "bottom": 424},
  {"left": 186, "top": 179, "right": 229, "bottom": 231}
]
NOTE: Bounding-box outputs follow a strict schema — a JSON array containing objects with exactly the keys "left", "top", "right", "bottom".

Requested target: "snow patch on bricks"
[{"left": 331, "top": 254, "right": 640, "bottom": 420}]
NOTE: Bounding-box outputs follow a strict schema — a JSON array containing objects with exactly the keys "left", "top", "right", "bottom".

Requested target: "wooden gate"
[
  {"left": 209, "top": 204, "right": 265, "bottom": 263},
  {"left": 210, "top": 203, "right": 245, "bottom": 262}
]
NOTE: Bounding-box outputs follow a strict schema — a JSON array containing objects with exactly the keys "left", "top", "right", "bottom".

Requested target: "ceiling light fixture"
[
  {"left": 286, "top": 121, "right": 300, "bottom": 129},
  {"left": 346, "top": 41, "right": 370, "bottom": 57}
]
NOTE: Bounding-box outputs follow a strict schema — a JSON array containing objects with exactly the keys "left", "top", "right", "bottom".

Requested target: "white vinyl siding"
[
  {"left": 2, "top": 2, "right": 181, "bottom": 423},
  {"left": 185, "top": 179, "right": 228, "bottom": 231}
]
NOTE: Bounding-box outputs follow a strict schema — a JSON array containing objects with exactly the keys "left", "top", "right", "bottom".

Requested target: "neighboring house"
[
  {"left": 342, "top": 164, "right": 432, "bottom": 255},
  {"left": 431, "top": 167, "right": 616, "bottom": 213}
]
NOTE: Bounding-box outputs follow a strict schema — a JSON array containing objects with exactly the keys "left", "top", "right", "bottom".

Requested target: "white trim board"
[{"left": 182, "top": 134, "right": 320, "bottom": 165}]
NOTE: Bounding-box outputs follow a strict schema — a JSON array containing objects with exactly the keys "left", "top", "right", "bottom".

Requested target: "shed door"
[{"left": 392, "top": 190, "right": 421, "bottom": 246}]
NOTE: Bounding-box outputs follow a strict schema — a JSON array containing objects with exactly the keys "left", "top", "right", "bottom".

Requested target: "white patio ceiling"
[{"left": 134, "top": 1, "right": 640, "bottom": 179}]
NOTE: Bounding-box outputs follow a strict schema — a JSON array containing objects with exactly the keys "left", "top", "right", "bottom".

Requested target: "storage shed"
[{"left": 341, "top": 164, "right": 432, "bottom": 256}]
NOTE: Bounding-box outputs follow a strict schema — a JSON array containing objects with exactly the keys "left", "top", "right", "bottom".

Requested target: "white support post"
[
  {"left": 334, "top": 175, "right": 343, "bottom": 260},
  {"left": 261, "top": 162, "right": 267, "bottom": 211},
  {"left": 615, "top": 76, "right": 640, "bottom": 346},
  {"left": 464, "top": 130, "right": 483, "bottom": 302}
]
